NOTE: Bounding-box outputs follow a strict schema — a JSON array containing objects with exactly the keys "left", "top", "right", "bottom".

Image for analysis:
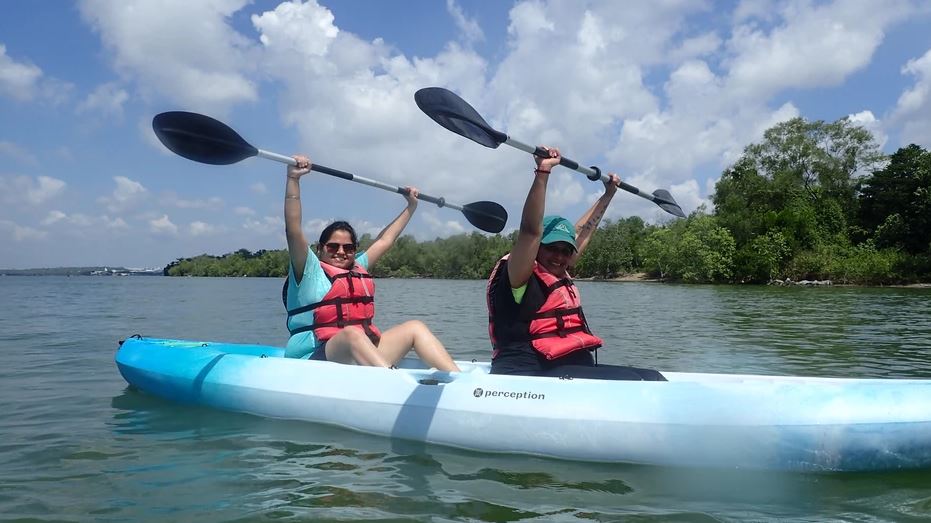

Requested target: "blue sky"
[{"left": 1, "top": 0, "right": 930, "bottom": 269}]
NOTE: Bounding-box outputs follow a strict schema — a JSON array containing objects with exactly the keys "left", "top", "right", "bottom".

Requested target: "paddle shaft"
[
  {"left": 503, "top": 137, "right": 662, "bottom": 206},
  {"left": 257, "top": 149, "right": 463, "bottom": 212}
]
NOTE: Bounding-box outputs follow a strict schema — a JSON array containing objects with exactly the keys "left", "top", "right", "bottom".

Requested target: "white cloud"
[
  {"left": 301, "top": 217, "right": 333, "bottom": 242},
  {"left": 421, "top": 210, "right": 466, "bottom": 237},
  {"left": 234, "top": 206, "right": 256, "bottom": 216},
  {"left": 492, "top": 2, "right": 687, "bottom": 160},
  {"left": 733, "top": 0, "right": 778, "bottom": 24},
  {"left": 507, "top": 1, "right": 555, "bottom": 38},
  {"left": 724, "top": 0, "right": 912, "bottom": 100},
  {"left": 0, "top": 141, "right": 38, "bottom": 165},
  {"left": 0, "top": 219, "right": 47, "bottom": 241},
  {"left": 0, "top": 44, "right": 72, "bottom": 104},
  {"left": 99, "top": 176, "right": 147, "bottom": 212},
  {"left": 40, "top": 210, "right": 129, "bottom": 230},
  {"left": 76, "top": 82, "right": 129, "bottom": 120},
  {"left": 78, "top": 0, "right": 258, "bottom": 114},
  {"left": 0, "top": 43, "right": 43, "bottom": 101},
  {"left": 446, "top": 0, "right": 484, "bottom": 46},
  {"left": 164, "top": 194, "right": 224, "bottom": 210},
  {"left": 70, "top": 0, "right": 923, "bottom": 233},
  {"left": 243, "top": 215, "right": 284, "bottom": 235},
  {"left": 252, "top": 0, "right": 339, "bottom": 56},
  {"left": 599, "top": 0, "right": 911, "bottom": 208},
  {"left": 41, "top": 210, "right": 67, "bottom": 225},
  {"left": 29, "top": 176, "right": 67, "bottom": 204},
  {"left": 0, "top": 175, "right": 66, "bottom": 205},
  {"left": 348, "top": 219, "right": 381, "bottom": 239},
  {"left": 892, "top": 47, "right": 931, "bottom": 146},
  {"left": 149, "top": 214, "right": 178, "bottom": 235},
  {"left": 544, "top": 172, "right": 585, "bottom": 212},
  {"left": 237, "top": 0, "right": 915, "bottom": 223},
  {"left": 106, "top": 216, "right": 129, "bottom": 229},
  {"left": 189, "top": 221, "right": 218, "bottom": 236},
  {"left": 251, "top": 0, "right": 505, "bottom": 208},
  {"left": 848, "top": 110, "right": 887, "bottom": 149},
  {"left": 668, "top": 32, "right": 722, "bottom": 63},
  {"left": 668, "top": 178, "right": 708, "bottom": 216}
]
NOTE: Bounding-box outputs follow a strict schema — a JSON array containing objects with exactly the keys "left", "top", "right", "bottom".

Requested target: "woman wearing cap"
[
  {"left": 486, "top": 147, "right": 665, "bottom": 380},
  {"left": 283, "top": 154, "right": 460, "bottom": 372}
]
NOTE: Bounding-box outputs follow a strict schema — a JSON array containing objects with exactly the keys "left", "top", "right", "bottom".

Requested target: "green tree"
[
  {"left": 575, "top": 217, "right": 652, "bottom": 278},
  {"left": 641, "top": 228, "right": 677, "bottom": 280},
  {"left": 639, "top": 212, "right": 734, "bottom": 283},
  {"left": 857, "top": 144, "right": 931, "bottom": 254},
  {"left": 735, "top": 230, "right": 791, "bottom": 282},
  {"left": 713, "top": 116, "right": 884, "bottom": 280}
]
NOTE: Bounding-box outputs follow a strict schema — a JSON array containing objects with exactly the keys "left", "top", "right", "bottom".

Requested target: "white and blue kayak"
[{"left": 115, "top": 337, "right": 931, "bottom": 472}]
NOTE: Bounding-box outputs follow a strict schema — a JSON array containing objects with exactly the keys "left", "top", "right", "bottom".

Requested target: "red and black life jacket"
[
  {"left": 486, "top": 255, "right": 602, "bottom": 360},
  {"left": 286, "top": 262, "right": 381, "bottom": 344}
]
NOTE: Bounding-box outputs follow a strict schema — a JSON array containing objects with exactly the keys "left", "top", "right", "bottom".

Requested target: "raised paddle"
[
  {"left": 152, "top": 111, "right": 508, "bottom": 233},
  {"left": 414, "top": 87, "right": 686, "bottom": 218}
]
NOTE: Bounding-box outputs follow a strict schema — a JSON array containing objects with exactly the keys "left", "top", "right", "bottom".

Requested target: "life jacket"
[
  {"left": 487, "top": 255, "right": 602, "bottom": 360},
  {"left": 286, "top": 262, "right": 381, "bottom": 344}
]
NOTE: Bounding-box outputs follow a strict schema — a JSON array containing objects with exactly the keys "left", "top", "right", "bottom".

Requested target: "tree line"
[{"left": 165, "top": 118, "right": 931, "bottom": 284}]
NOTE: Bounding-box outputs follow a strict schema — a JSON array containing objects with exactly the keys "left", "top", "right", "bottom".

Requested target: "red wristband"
[{"left": 534, "top": 169, "right": 551, "bottom": 175}]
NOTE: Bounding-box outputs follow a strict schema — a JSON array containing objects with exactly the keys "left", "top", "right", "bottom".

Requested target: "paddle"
[
  {"left": 151, "top": 111, "right": 508, "bottom": 233},
  {"left": 414, "top": 87, "right": 686, "bottom": 218}
]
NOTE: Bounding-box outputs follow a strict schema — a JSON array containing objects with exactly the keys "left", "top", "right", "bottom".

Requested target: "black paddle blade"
[
  {"left": 462, "top": 201, "right": 508, "bottom": 233},
  {"left": 153, "top": 111, "right": 258, "bottom": 165},
  {"left": 415, "top": 87, "right": 508, "bottom": 149},
  {"left": 651, "top": 189, "right": 686, "bottom": 218}
]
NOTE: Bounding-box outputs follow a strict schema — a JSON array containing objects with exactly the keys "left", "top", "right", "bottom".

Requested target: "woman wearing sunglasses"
[
  {"left": 282, "top": 154, "right": 459, "bottom": 372},
  {"left": 486, "top": 146, "right": 665, "bottom": 381}
]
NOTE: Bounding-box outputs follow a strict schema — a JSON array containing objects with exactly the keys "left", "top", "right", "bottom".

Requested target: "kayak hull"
[{"left": 115, "top": 337, "right": 931, "bottom": 471}]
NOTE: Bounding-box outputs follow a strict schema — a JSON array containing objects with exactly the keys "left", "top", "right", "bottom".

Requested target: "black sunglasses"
[{"left": 323, "top": 242, "right": 357, "bottom": 255}]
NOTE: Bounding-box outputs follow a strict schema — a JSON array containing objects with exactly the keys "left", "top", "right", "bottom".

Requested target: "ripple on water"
[{"left": 3, "top": 277, "right": 931, "bottom": 521}]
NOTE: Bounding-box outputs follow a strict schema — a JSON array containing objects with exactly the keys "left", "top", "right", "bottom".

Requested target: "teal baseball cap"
[{"left": 540, "top": 215, "right": 577, "bottom": 251}]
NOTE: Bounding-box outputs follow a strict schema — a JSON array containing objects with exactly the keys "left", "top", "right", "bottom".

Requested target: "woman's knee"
[
  {"left": 396, "top": 320, "right": 433, "bottom": 338},
  {"left": 401, "top": 319, "right": 428, "bottom": 332}
]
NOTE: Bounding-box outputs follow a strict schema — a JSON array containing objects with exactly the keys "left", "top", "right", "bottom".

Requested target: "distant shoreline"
[{"left": 0, "top": 267, "right": 163, "bottom": 276}]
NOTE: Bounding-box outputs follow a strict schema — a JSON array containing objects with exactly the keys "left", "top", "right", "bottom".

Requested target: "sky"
[{"left": 1, "top": 0, "right": 930, "bottom": 269}]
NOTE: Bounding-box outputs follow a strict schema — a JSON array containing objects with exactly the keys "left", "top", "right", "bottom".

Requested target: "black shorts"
[
  {"left": 308, "top": 343, "right": 328, "bottom": 361},
  {"left": 491, "top": 342, "right": 666, "bottom": 381}
]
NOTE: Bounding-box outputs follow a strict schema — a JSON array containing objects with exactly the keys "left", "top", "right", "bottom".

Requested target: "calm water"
[{"left": 2, "top": 276, "right": 931, "bottom": 521}]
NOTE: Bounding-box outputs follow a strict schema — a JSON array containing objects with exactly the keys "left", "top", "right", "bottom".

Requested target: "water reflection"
[
  {"left": 105, "top": 385, "right": 931, "bottom": 521},
  {"left": 5, "top": 277, "right": 931, "bottom": 521}
]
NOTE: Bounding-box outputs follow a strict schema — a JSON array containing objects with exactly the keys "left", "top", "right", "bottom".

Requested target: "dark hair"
[{"left": 318, "top": 220, "right": 358, "bottom": 248}]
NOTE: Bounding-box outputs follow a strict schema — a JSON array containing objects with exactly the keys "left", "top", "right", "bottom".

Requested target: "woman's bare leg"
[
  {"left": 323, "top": 327, "right": 391, "bottom": 367},
  {"left": 377, "top": 320, "right": 460, "bottom": 372}
]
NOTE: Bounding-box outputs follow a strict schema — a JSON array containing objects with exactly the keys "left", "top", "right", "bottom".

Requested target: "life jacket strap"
[
  {"left": 529, "top": 325, "right": 589, "bottom": 339},
  {"left": 530, "top": 307, "right": 582, "bottom": 319},
  {"left": 287, "top": 295, "right": 374, "bottom": 317}
]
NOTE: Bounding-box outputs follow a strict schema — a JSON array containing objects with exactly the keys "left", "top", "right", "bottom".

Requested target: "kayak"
[{"left": 115, "top": 336, "right": 931, "bottom": 472}]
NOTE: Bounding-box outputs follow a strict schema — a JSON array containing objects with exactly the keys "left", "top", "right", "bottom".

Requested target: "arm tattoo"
[{"left": 581, "top": 206, "right": 606, "bottom": 232}]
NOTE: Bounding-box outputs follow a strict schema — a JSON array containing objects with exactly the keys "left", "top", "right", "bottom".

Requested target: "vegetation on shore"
[{"left": 165, "top": 118, "right": 931, "bottom": 285}]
